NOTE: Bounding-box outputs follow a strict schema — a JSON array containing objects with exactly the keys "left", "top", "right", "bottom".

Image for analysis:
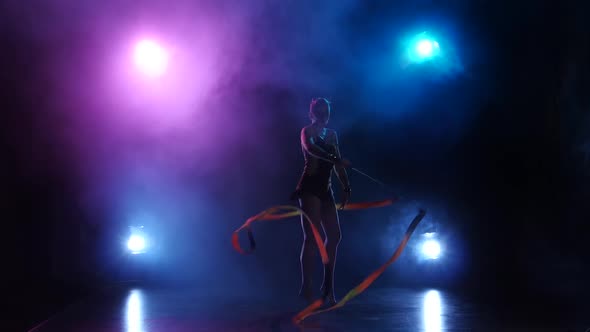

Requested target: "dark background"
[{"left": 3, "top": 0, "right": 590, "bottom": 330}]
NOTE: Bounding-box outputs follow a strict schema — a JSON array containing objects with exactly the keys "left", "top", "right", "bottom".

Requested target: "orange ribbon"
[
  {"left": 231, "top": 199, "right": 395, "bottom": 265},
  {"left": 231, "top": 199, "right": 424, "bottom": 324},
  {"left": 292, "top": 209, "right": 426, "bottom": 323},
  {"left": 232, "top": 205, "right": 329, "bottom": 264}
]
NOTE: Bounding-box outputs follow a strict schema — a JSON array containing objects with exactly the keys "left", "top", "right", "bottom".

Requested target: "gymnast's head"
[{"left": 309, "top": 97, "right": 331, "bottom": 126}]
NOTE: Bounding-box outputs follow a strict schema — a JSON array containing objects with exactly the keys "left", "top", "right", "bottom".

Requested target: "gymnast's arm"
[{"left": 300, "top": 127, "right": 340, "bottom": 163}]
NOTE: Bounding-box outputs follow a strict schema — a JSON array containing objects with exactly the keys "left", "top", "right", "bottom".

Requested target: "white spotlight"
[
  {"left": 127, "top": 234, "right": 146, "bottom": 254},
  {"left": 422, "top": 240, "right": 441, "bottom": 259}
]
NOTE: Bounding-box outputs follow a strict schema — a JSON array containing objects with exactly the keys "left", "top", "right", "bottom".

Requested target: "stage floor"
[{"left": 30, "top": 285, "right": 588, "bottom": 332}]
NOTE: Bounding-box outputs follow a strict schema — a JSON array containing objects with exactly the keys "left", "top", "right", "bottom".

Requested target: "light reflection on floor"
[
  {"left": 125, "top": 289, "right": 145, "bottom": 332},
  {"left": 423, "top": 289, "right": 443, "bottom": 332},
  {"left": 34, "top": 286, "right": 586, "bottom": 331}
]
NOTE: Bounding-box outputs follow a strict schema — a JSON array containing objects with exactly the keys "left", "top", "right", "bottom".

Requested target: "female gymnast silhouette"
[{"left": 291, "top": 98, "right": 351, "bottom": 305}]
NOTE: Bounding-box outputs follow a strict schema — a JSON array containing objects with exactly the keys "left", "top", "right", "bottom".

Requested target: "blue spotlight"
[
  {"left": 126, "top": 225, "right": 149, "bottom": 254},
  {"left": 414, "top": 38, "right": 440, "bottom": 60},
  {"left": 127, "top": 235, "right": 146, "bottom": 254},
  {"left": 416, "top": 40, "right": 434, "bottom": 57},
  {"left": 406, "top": 32, "right": 441, "bottom": 63},
  {"left": 422, "top": 240, "right": 441, "bottom": 260}
]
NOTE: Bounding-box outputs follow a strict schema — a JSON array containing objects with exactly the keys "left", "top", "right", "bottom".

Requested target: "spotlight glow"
[
  {"left": 405, "top": 32, "right": 442, "bottom": 64},
  {"left": 422, "top": 240, "right": 441, "bottom": 259},
  {"left": 417, "top": 40, "right": 434, "bottom": 57},
  {"left": 127, "top": 235, "right": 146, "bottom": 254},
  {"left": 133, "top": 39, "right": 169, "bottom": 78}
]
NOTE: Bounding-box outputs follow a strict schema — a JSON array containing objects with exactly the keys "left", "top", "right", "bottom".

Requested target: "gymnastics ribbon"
[
  {"left": 232, "top": 199, "right": 420, "bottom": 323},
  {"left": 231, "top": 199, "right": 395, "bottom": 265},
  {"left": 232, "top": 205, "right": 329, "bottom": 264},
  {"left": 292, "top": 209, "right": 426, "bottom": 324}
]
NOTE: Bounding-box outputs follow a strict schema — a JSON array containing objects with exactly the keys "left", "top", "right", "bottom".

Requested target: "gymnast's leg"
[
  {"left": 320, "top": 196, "right": 342, "bottom": 303},
  {"left": 299, "top": 194, "right": 323, "bottom": 302}
]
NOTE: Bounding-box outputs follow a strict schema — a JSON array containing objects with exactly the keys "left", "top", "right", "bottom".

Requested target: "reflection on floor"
[{"left": 30, "top": 286, "right": 589, "bottom": 332}]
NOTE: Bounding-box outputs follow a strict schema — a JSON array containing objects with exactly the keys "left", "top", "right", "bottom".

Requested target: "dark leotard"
[{"left": 291, "top": 134, "right": 336, "bottom": 201}]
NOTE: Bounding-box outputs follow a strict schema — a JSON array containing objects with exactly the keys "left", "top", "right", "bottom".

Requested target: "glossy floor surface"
[{"left": 30, "top": 285, "right": 589, "bottom": 332}]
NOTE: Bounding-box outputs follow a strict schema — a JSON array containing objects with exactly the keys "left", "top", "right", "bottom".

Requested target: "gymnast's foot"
[
  {"left": 322, "top": 293, "right": 337, "bottom": 306},
  {"left": 320, "top": 286, "right": 337, "bottom": 306}
]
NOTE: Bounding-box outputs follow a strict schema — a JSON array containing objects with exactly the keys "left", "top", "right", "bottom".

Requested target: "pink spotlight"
[{"left": 133, "top": 39, "right": 169, "bottom": 78}]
